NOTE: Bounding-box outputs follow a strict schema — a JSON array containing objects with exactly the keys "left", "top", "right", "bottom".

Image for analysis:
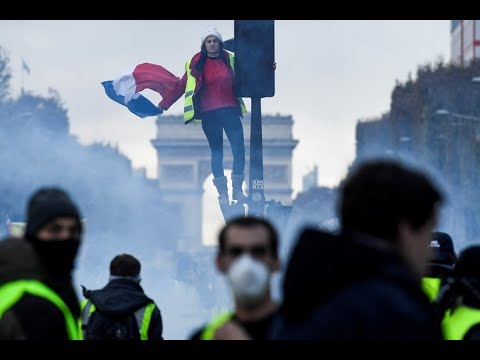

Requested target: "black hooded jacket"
[
  {"left": 271, "top": 229, "right": 443, "bottom": 340},
  {"left": 83, "top": 278, "right": 163, "bottom": 340},
  {"left": 0, "top": 237, "right": 80, "bottom": 339}
]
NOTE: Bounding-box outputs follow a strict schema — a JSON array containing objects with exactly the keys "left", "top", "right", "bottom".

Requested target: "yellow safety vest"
[
  {"left": 79, "top": 299, "right": 156, "bottom": 340},
  {"left": 184, "top": 52, "right": 247, "bottom": 124},
  {"left": 0, "top": 279, "right": 80, "bottom": 340},
  {"left": 442, "top": 305, "right": 480, "bottom": 340},
  {"left": 200, "top": 312, "right": 234, "bottom": 340},
  {"left": 421, "top": 277, "right": 442, "bottom": 302}
]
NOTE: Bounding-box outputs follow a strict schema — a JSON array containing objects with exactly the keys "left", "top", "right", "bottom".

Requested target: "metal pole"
[{"left": 248, "top": 97, "right": 265, "bottom": 217}]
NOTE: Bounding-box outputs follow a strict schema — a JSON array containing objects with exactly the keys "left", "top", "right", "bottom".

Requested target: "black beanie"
[{"left": 25, "top": 187, "right": 82, "bottom": 238}]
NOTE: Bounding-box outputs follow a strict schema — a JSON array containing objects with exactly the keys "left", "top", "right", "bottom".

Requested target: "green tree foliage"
[{"left": 0, "top": 47, "right": 11, "bottom": 102}]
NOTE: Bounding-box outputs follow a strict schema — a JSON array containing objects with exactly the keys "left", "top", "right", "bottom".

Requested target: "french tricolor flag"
[{"left": 102, "top": 63, "right": 180, "bottom": 118}]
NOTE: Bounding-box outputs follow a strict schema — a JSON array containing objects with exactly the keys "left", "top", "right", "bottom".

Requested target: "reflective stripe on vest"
[
  {"left": 135, "top": 303, "right": 156, "bottom": 340},
  {"left": 421, "top": 277, "right": 442, "bottom": 302},
  {"left": 0, "top": 279, "right": 80, "bottom": 340},
  {"left": 79, "top": 299, "right": 96, "bottom": 339},
  {"left": 200, "top": 312, "right": 234, "bottom": 340},
  {"left": 184, "top": 60, "right": 196, "bottom": 122},
  {"left": 184, "top": 52, "right": 246, "bottom": 124},
  {"left": 442, "top": 306, "right": 480, "bottom": 340},
  {"left": 79, "top": 299, "right": 155, "bottom": 340}
]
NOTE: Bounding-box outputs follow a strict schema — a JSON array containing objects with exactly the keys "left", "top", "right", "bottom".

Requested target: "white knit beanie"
[{"left": 201, "top": 26, "right": 223, "bottom": 46}]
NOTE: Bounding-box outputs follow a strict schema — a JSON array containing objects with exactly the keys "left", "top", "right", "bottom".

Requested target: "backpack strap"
[{"left": 134, "top": 303, "right": 156, "bottom": 340}]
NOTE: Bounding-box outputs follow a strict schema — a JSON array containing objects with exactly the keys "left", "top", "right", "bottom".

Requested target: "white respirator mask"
[{"left": 226, "top": 254, "right": 270, "bottom": 307}]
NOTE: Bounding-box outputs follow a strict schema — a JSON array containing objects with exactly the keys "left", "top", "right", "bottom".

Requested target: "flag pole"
[
  {"left": 21, "top": 60, "right": 24, "bottom": 95},
  {"left": 20, "top": 58, "right": 30, "bottom": 94}
]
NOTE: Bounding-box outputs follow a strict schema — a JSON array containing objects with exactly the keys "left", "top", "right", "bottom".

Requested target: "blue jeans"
[{"left": 201, "top": 107, "right": 245, "bottom": 179}]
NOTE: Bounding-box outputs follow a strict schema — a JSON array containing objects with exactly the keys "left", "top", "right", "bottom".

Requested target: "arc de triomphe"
[{"left": 151, "top": 114, "right": 298, "bottom": 251}]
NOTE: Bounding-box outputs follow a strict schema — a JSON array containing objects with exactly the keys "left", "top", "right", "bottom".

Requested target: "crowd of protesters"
[{"left": 1, "top": 159, "right": 478, "bottom": 340}]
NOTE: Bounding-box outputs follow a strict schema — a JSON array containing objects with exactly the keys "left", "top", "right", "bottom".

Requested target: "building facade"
[{"left": 451, "top": 20, "right": 480, "bottom": 66}]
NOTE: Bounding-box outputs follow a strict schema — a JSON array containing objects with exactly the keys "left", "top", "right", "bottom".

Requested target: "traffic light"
[{"left": 234, "top": 20, "right": 275, "bottom": 98}]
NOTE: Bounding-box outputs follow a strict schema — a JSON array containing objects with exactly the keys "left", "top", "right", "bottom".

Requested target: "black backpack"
[{"left": 84, "top": 310, "right": 140, "bottom": 340}]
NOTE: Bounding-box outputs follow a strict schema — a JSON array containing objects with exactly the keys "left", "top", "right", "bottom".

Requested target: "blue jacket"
[{"left": 271, "top": 229, "right": 443, "bottom": 340}]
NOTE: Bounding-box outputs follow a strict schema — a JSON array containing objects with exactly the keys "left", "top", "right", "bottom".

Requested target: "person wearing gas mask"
[
  {"left": 0, "top": 187, "right": 83, "bottom": 340},
  {"left": 189, "top": 216, "right": 281, "bottom": 340}
]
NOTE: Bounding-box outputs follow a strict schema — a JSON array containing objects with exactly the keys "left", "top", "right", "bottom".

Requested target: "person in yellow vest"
[
  {"left": 189, "top": 216, "right": 281, "bottom": 340},
  {"left": 0, "top": 187, "right": 83, "bottom": 340},
  {"left": 79, "top": 253, "right": 163, "bottom": 340},
  {"left": 422, "top": 231, "right": 457, "bottom": 302},
  {"left": 440, "top": 246, "right": 480, "bottom": 340},
  {"left": 158, "top": 26, "right": 248, "bottom": 208}
]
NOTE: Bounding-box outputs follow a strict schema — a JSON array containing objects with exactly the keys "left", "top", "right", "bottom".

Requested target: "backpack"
[
  {"left": 83, "top": 310, "right": 141, "bottom": 340},
  {"left": 80, "top": 299, "right": 156, "bottom": 340}
]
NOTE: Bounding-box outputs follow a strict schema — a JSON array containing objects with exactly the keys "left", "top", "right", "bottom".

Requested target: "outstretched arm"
[
  {"left": 159, "top": 72, "right": 187, "bottom": 111},
  {"left": 132, "top": 63, "right": 185, "bottom": 112}
]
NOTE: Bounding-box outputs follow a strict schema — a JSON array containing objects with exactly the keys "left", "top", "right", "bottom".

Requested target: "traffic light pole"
[
  {"left": 232, "top": 20, "right": 274, "bottom": 218},
  {"left": 248, "top": 97, "right": 265, "bottom": 217}
]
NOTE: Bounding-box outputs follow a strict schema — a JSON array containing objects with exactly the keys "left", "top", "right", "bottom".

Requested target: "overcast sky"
[{"left": 0, "top": 20, "right": 450, "bottom": 193}]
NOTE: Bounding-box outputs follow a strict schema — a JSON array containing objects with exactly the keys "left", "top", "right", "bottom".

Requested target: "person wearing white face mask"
[{"left": 189, "top": 216, "right": 281, "bottom": 340}]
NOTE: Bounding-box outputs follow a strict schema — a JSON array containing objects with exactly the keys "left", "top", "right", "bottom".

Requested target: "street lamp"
[
  {"left": 434, "top": 108, "right": 480, "bottom": 122},
  {"left": 435, "top": 109, "right": 449, "bottom": 115}
]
